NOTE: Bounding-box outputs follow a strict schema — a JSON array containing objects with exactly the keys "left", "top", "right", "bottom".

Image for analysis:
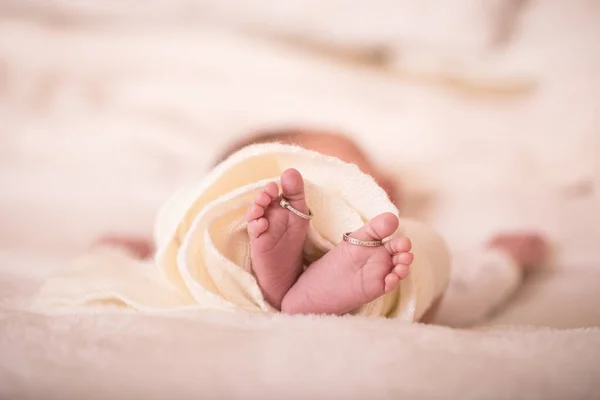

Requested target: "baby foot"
[
  {"left": 281, "top": 213, "right": 413, "bottom": 315},
  {"left": 246, "top": 168, "right": 311, "bottom": 310}
]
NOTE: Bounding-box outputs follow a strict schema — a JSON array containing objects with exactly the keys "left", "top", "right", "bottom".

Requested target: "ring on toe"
[
  {"left": 279, "top": 195, "right": 313, "bottom": 220},
  {"left": 342, "top": 232, "right": 384, "bottom": 247}
]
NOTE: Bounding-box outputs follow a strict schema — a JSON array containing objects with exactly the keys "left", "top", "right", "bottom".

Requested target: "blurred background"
[{"left": 0, "top": 1, "right": 599, "bottom": 326}]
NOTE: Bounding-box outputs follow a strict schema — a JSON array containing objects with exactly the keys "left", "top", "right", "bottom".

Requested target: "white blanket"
[{"left": 36, "top": 144, "right": 450, "bottom": 320}]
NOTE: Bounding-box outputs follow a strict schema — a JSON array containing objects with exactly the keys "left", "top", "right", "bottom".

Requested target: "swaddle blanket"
[{"left": 37, "top": 144, "right": 450, "bottom": 321}]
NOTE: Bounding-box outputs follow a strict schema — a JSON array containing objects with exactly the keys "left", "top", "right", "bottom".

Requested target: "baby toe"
[
  {"left": 246, "top": 204, "right": 265, "bottom": 222},
  {"left": 264, "top": 182, "right": 280, "bottom": 200},
  {"left": 384, "top": 273, "right": 401, "bottom": 293},
  {"left": 248, "top": 217, "right": 269, "bottom": 238},
  {"left": 384, "top": 236, "right": 412, "bottom": 255},
  {"left": 280, "top": 169, "right": 305, "bottom": 199},
  {"left": 254, "top": 191, "right": 273, "bottom": 208},
  {"left": 347, "top": 213, "right": 399, "bottom": 245},
  {"left": 393, "top": 264, "right": 410, "bottom": 279},
  {"left": 392, "top": 252, "right": 414, "bottom": 266}
]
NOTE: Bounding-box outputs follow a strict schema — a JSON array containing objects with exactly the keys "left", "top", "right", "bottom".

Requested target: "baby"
[{"left": 101, "top": 129, "right": 547, "bottom": 322}]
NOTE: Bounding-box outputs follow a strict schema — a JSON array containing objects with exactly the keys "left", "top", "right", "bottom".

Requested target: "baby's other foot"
[
  {"left": 246, "top": 168, "right": 311, "bottom": 310},
  {"left": 281, "top": 213, "right": 413, "bottom": 315}
]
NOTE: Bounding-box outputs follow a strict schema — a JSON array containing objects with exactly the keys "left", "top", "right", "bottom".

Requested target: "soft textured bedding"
[{"left": 1, "top": 295, "right": 599, "bottom": 399}]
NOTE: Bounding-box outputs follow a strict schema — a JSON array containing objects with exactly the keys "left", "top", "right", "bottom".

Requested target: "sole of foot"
[
  {"left": 246, "top": 168, "right": 311, "bottom": 310},
  {"left": 281, "top": 212, "right": 413, "bottom": 315}
]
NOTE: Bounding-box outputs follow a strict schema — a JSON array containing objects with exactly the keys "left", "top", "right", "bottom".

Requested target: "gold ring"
[
  {"left": 279, "top": 195, "right": 313, "bottom": 220},
  {"left": 342, "top": 232, "right": 383, "bottom": 247}
]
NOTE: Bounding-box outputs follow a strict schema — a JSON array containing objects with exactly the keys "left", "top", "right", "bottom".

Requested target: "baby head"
[{"left": 216, "top": 128, "right": 399, "bottom": 204}]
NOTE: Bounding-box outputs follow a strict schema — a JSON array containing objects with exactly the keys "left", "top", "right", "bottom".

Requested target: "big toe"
[
  {"left": 350, "top": 212, "right": 399, "bottom": 242},
  {"left": 281, "top": 168, "right": 309, "bottom": 213}
]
